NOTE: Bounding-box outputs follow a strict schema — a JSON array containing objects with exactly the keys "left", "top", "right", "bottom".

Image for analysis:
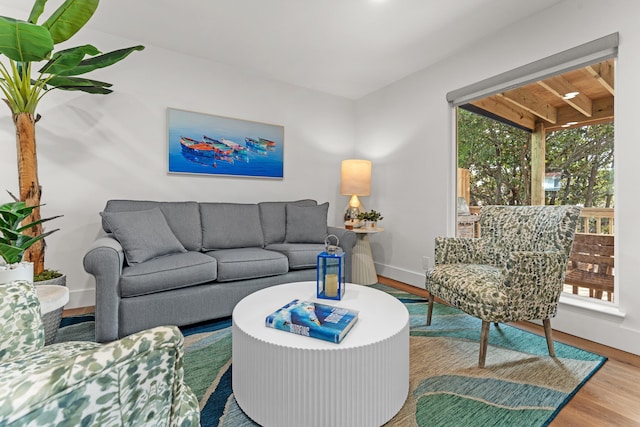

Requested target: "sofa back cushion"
[
  {"left": 285, "top": 202, "right": 329, "bottom": 243},
  {"left": 101, "top": 208, "right": 188, "bottom": 264},
  {"left": 258, "top": 199, "right": 317, "bottom": 245},
  {"left": 103, "top": 200, "right": 202, "bottom": 251},
  {"left": 200, "top": 203, "right": 264, "bottom": 250}
]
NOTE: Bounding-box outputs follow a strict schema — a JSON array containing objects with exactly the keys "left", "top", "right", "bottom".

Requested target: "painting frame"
[{"left": 167, "top": 108, "right": 284, "bottom": 179}]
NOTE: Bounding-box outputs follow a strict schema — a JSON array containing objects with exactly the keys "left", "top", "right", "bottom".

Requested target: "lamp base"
[{"left": 343, "top": 195, "right": 365, "bottom": 221}]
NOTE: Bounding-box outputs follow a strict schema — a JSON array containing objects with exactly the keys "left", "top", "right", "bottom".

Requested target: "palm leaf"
[
  {"left": 28, "top": 0, "right": 48, "bottom": 24},
  {"left": 39, "top": 44, "right": 101, "bottom": 74},
  {"left": 42, "top": 0, "right": 98, "bottom": 44},
  {"left": 0, "top": 16, "right": 53, "bottom": 62},
  {"left": 56, "top": 45, "right": 145, "bottom": 76},
  {"left": 46, "top": 76, "right": 113, "bottom": 94}
]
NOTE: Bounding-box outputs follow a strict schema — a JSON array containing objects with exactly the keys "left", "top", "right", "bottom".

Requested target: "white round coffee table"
[{"left": 232, "top": 281, "right": 409, "bottom": 427}]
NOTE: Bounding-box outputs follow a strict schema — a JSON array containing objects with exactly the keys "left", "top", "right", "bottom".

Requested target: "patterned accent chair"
[
  {"left": 425, "top": 205, "right": 581, "bottom": 368},
  {"left": 0, "top": 280, "right": 200, "bottom": 426}
]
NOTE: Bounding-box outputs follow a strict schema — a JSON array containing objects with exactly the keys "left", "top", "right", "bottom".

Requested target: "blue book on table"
[{"left": 265, "top": 299, "right": 359, "bottom": 343}]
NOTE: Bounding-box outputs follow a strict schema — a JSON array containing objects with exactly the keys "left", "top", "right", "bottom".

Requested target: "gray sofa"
[{"left": 84, "top": 199, "right": 356, "bottom": 342}]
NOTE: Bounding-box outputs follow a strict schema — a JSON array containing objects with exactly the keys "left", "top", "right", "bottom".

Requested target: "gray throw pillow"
[
  {"left": 258, "top": 199, "right": 317, "bottom": 245},
  {"left": 285, "top": 202, "right": 329, "bottom": 243},
  {"left": 100, "top": 208, "right": 187, "bottom": 264},
  {"left": 200, "top": 203, "right": 264, "bottom": 250}
]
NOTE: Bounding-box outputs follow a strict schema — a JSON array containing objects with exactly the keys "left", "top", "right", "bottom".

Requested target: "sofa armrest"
[
  {"left": 434, "top": 236, "right": 484, "bottom": 265},
  {"left": 328, "top": 226, "right": 356, "bottom": 282},
  {"left": 83, "top": 236, "right": 126, "bottom": 342},
  {"left": 0, "top": 326, "right": 200, "bottom": 427},
  {"left": 0, "top": 281, "right": 44, "bottom": 362}
]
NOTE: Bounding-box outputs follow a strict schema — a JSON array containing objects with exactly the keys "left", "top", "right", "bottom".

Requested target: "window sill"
[{"left": 559, "top": 294, "right": 626, "bottom": 318}]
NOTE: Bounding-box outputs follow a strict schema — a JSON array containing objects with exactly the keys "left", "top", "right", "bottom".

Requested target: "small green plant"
[
  {"left": 357, "top": 209, "right": 384, "bottom": 222},
  {"left": 34, "top": 269, "right": 63, "bottom": 281},
  {"left": 0, "top": 201, "right": 61, "bottom": 266}
]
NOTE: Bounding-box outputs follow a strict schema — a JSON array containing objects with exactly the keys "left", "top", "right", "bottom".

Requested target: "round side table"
[{"left": 349, "top": 226, "right": 383, "bottom": 285}]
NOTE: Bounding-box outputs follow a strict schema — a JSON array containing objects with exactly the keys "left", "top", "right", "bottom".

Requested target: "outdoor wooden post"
[
  {"left": 531, "top": 122, "right": 546, "bottom": 205},
  {"left": 457, "top": 168, "right": 471, "bottom": 205}
]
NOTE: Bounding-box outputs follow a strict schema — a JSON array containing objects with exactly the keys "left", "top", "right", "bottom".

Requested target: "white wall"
[
  {"left": 0, "top": 27, "right": 356, "bottom": 308},
  {"left": 356, "top": 0, "right": 640, "bottom": 355}
]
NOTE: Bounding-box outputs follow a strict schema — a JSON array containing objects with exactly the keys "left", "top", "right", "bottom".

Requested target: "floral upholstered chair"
[
  {"left": 0, "top": 280, "right": 200, "bottom": 426},
  {"left": 425, "top": 205, "right": 581, "bottom": 368}
]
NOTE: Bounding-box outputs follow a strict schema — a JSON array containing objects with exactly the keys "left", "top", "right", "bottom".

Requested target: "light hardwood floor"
[
  {"left": 65, "top": 277, "right": 640, "bottom": 425},
  {"left": 378, "top": 276, "right": 640, "bottom": 427},
  {"left": 63, "top": 306, "right": 94, "bottom": 317}
]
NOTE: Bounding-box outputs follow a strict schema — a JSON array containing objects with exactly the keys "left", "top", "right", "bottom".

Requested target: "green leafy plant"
[
  {"left": 0, "top": 201, "right": 60, "bottom": 266},
  {"left": 0, "top": 0, "right": 144, "bottom": 274},
  {"left": 34, "top": 268, "right": 63, "bottom": 281},
  {"left": 357, "top": 210, "right": 384, "bottom": 222}
]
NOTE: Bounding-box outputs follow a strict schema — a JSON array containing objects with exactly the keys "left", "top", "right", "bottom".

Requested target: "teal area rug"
[{"left": 56, "top": 284, "right": 606, "bottom": 426}]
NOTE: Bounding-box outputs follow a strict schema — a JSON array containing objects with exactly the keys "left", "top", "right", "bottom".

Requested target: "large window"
[{"left": 449, "top": 36, "right": 617, "bottom": 303}]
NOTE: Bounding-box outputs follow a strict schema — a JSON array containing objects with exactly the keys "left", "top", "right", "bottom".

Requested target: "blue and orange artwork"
[{"left": 167, "top": 108, "right": 284, "bottom": 178}]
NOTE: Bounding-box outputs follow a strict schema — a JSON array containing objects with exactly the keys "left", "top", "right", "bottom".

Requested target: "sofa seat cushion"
[
  {"left": 120, "top": 252, "right": 217, "bottom": 298},
  {"left": 265, "top": 243, "right": 325, "bottom": 270},
  {"left": 205, "top": 248, "right": 289, "bottom": 282}
]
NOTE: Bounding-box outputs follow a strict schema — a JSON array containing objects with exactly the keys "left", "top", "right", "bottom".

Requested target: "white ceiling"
[{"left": 2, "top": 0, "right": 564, "bottom": 99}]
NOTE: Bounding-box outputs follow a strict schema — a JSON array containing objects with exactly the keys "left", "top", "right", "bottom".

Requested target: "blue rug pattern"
[{"left": 57, "top": 284, "right": 606, "bottom": 426}]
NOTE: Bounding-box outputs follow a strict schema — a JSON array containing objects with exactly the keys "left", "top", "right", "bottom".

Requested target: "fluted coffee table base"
[{"left": 232, "top": 281, "right": 409, "bottom": 427}]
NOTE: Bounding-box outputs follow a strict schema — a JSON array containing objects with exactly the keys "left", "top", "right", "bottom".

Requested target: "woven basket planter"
[
  {"left": 41, "top": 307, "right": 64, "bottom": 345},
  {"left": 35, "top": 274, "right": 67, "bottom": 345}
]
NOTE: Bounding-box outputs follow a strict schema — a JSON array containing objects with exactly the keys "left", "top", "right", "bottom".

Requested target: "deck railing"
[{"left": 576, "top": 207, "right": 614, "bottom": 234}]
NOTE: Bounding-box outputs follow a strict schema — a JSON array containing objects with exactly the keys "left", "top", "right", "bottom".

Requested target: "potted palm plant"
[
  {"left": 0, "top": 0, "right": 144, "bottom": 276},
  {"left": 0, "top": 199, "right": 60, "bottom": 284}
]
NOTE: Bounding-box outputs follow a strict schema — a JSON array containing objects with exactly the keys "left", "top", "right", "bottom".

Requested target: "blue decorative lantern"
[{"left": 317, "top": 234, "right": 346, "bottom": 300}]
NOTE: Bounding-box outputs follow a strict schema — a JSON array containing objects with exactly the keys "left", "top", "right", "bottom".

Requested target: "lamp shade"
[{"left": 340, "top": 159, "right": 371, "bottom": 196}]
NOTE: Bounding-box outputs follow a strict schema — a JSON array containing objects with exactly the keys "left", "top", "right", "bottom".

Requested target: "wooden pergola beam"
[
  {"left": 538, "top": 76, "right": 593, "bottom": 117},
  {"left": 470, "top": 96, "right": 537, "bottom": 130},
  {"left": 545, "top": 97, "right": 614, "bottom": 131},
  {"left": 497, "top": 88, "right": 558, "bottom": 124},
  {"left": 586, "top": 62, "right": 615, "bottom": 96}
]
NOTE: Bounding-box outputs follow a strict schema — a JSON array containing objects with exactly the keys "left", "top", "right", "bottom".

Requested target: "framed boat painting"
[{"left": 167, "top": 108, "right": 284, "bottom": 178}]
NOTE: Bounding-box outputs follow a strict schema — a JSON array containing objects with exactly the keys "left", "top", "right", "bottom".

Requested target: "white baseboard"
[{"left": 375, "top": 263, "right": 426, "bottom": 289}]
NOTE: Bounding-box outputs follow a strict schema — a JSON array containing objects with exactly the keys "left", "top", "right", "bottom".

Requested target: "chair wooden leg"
[
  {"left": 543, "top": 318, "right": 555, "bottom": 357},
  {"left": 427, "top": 294, "right": 434, "bottom": 326},
  {"left": 479, "top": 320, "right": 490, "bottom": 368}
]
